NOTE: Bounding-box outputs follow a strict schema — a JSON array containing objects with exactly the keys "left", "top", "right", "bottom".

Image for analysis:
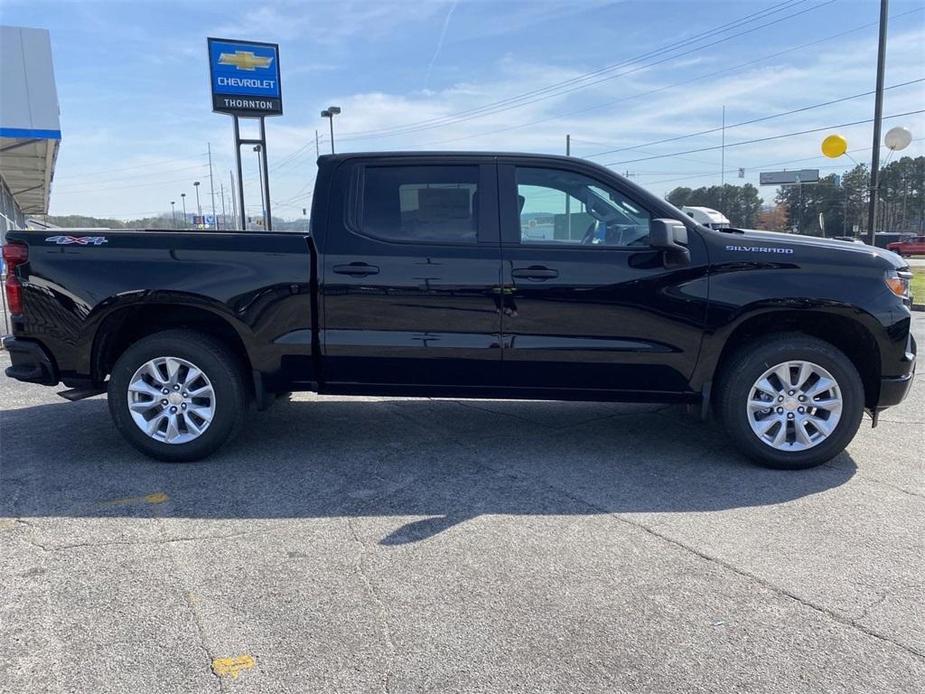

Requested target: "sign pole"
[
  {"left": 208, "top": 37, "right": 282, "bottom": 232},
  {"left": 260, "top": 117, "right": 272, "bottom": 230},
  {"left": 233, "top": 116, "right": 246, "bottom": 230}
]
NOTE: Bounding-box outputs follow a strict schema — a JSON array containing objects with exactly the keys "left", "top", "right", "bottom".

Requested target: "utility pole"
[
  {"left": 220, "top": 182, "right": 227, "bottom": 229},
  {"left": 229, "top": 170, "right": 238, "bottom": 230},
  {"left": 315, "top": 129, "right": 320, "bottom": 159},
  {"left": 720, "top": 105, "right": 726, "bottom": 212},
  {"left": 208, "top": 143, "right": 218, "bottom": 229},
  {"left": 866, "top": 0, "right": 889, "bottom": 245}
]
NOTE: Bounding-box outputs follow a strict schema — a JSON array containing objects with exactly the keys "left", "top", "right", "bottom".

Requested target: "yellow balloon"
[{"left": 821, "top": 134, "right": 848, "bottom": 158}]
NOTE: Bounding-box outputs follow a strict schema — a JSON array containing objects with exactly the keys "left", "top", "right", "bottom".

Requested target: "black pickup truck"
[{"left": 2, "top": 152, "right": 916, "bottom": 468}]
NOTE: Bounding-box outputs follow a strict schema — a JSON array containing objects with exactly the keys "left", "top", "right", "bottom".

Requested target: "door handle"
[
  {"left": 511, "top": 266, "right": 558, "bottom": 280},
  {"left": 333, "top": 262, "right": 380, "bottom": 277}
]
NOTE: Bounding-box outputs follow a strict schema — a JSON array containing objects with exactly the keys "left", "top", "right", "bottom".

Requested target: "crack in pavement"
[
  {"left": 398, "top": 415, "right": 925, "bottom": 663},
  {"left": 346, "top": 516, "right": 396, "bottom": 694},
  {"left": 511, "top": 474, "right": 925, "bottom": 661},
  {"left": 153, "top": 515, "right": 226, "bottom": 694},
  {"left": 182, "top": 589, "right": 224, "bottom": 693},
  {"left": 855, "top": 582, "right": 925, "bottom": 622},
  {"left": 7, "top": 522, "right": 276, "bottom": 553}
]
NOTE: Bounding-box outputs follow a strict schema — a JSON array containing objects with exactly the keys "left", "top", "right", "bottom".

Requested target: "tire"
[
  {"left": 107, "top": 329, "right": 248, "bottom": 462},
  {"left": 716, "top": 334, "right": 864, "bottom": 470}
]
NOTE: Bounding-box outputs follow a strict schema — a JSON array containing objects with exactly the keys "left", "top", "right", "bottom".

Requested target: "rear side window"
[{"left": 360, "top": 165, "right": 480, "bottom": 243}]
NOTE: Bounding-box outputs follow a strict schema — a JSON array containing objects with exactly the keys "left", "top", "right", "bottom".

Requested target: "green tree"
[{"left": 773, "top": 157, "right": 924, "bottom": 237}]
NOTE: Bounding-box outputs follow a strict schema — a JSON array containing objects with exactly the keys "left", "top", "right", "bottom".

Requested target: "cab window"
[
  {"left": 516, "top": 167, "right": 651, "bottom": 247},
  {"left": 360, "top": 165, "right": 480, "bottom": 244}
]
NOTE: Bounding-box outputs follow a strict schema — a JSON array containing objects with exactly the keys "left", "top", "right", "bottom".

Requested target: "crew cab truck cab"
[{"left": 2, "top": 152, "right": 917, "bottom": 469}]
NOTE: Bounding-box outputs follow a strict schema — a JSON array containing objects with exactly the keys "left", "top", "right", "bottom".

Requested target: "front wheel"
[
  {"left": 108, "top": 330, "right": 248, "bottom": 462},
  {"left": 716, "top": 335, "right": 864, "bottom": 469}
]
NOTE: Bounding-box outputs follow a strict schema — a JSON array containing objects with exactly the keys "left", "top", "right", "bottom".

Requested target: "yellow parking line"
[
  {"left": 100, "top": 491, "right": 169, "bottom": 506},
  {"left": 212, "top": 655, "right": 256, "bottom": 679}
]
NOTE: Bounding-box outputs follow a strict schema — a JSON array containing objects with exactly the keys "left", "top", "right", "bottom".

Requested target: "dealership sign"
[{"left": 207, "top": 38, "right": 282, "bottom": 116}]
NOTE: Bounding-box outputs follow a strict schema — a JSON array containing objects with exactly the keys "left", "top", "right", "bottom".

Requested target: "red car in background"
[{"left": 887, "top": 236, "right": 925, "bottom": 256}]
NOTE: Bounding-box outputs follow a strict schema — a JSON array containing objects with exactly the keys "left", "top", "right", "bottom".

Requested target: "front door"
[
  {"left": 320, "top": 158, "right": 502, "bottom": 388},
  {"left": 498, "top": 160, "right": 708, "bottom": 396}
]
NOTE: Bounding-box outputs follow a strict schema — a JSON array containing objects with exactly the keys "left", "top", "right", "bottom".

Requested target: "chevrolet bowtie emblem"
[{"left": 218, "top": 51, "right": 273, "bottom": 71}]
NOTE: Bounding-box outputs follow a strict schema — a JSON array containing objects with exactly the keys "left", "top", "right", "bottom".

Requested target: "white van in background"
[{"left": 681, "top": 206, "right": 731, "bottom": 230}]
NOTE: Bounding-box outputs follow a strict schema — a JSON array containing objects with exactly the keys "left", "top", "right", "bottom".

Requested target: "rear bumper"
[
  {"left": 2, "top": 337, "right": 59, "bottom": 386},
  {"left": 878, "top": 333, "right": 916, "bottom": 408}
]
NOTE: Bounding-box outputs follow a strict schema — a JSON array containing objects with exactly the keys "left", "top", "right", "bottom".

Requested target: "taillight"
[{"left": 2, "top": 242, "right": 28, "bottom": 315}]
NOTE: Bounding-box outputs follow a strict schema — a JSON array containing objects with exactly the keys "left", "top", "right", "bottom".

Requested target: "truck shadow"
[{"left": 0, "top": 396, "right": 857, "bottom": 544}]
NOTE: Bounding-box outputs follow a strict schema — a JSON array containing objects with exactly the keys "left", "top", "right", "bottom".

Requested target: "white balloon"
[{"left": 884, "top": 126, "right": 912, "bottom": 151}]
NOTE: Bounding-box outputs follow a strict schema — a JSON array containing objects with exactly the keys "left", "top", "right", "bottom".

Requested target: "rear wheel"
[
  {"left": 716, "top": 335, "right": 864, "bottom": 469},
  {"left": 108, "top": 330, "right": 247, "bottom": 462}
]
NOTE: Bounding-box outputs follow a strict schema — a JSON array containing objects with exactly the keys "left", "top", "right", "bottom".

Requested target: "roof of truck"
[{"left": 318, "top": 151, "right": 599, "bottom": 166}]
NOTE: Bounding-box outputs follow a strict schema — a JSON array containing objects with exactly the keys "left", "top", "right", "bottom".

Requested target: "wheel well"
[
  {"left": 714, "top": 311, "right": 881, "bottom": 408},
  {"left": 93, "top": 305, "right": 253, "bottom": 387}
]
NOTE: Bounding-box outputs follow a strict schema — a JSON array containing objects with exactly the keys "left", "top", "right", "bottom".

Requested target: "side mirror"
[{"left": 649, "top": 218, "right": 690, "bottom": 266}]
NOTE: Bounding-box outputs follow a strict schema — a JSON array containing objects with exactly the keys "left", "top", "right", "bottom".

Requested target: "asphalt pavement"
[{"left": 0, "top": 316, "right": 922, "bottom": 693}]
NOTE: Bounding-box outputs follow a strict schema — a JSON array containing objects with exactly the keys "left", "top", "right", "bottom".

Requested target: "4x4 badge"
[{"left": 45, "top": 235, "right": 108, "bottom": 246}]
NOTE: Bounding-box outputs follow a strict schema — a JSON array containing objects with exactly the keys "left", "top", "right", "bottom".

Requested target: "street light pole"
[
  {"left": 866, "top": 0, "right": 889, "bottom": 245},
  {"left": 170, "top": 201, "right": 176, "bottom": 227},
  {"left": 193, "top": 181, "right": 202, "bottom": 224},
  {"left": 180, "top": 193, "right": 187, "bottom": 228},
  {"left": 321, "top": 106, "right": 341, "bottom": 154}
]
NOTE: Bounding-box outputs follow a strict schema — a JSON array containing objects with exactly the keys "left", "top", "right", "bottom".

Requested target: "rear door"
[
  {"left": 498, "top": 159, "right": 708, "bottom": 396},
  {"left": 319, "top": 156, "right": 503, "bottom": 388}
]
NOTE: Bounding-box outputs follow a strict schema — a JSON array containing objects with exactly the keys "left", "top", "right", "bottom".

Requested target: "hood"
[{"left": 724, "top": 228, "right": 907, "bottom": 270}]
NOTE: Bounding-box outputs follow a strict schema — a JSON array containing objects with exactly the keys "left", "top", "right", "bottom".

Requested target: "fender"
[
  {"left": 84, "top": 290, "right": 261, "bottom": 380},
  {"left": 689, "top": 300, "right": 885, "bottom": 393}
]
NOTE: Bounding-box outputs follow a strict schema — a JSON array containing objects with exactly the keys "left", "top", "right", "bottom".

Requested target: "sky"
[{"left": 2, "top": 0, "right": 924, "bottom": 221}]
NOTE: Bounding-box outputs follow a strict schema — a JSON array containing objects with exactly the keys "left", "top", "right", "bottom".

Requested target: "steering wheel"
[{"left": 580, "top": 220, "right": 598, "bottom": 245}]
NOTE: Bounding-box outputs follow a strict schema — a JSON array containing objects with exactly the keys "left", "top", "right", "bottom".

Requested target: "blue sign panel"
[{"left": 207, "top": 38, "right": 282, "bottom": 116}]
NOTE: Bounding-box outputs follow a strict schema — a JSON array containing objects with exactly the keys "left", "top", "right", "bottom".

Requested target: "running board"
[{"left": 57, "top": 386, "right": 106, "bottom": 402}]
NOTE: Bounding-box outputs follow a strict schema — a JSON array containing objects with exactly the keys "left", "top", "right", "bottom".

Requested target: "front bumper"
[
  {"left": 2, "top": 337, "right": 59, "bottom": 386},
  {"left": 878, "top": 333, "right": 916, "bottom": 408}
]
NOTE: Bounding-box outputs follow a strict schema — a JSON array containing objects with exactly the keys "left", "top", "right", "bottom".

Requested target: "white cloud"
[{"left": 45, "top": 5, "right": 925, "bottom": 218}]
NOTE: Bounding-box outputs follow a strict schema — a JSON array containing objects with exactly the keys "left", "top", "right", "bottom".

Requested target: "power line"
[
  {"left": 641, "top": 138, "right": 924, "bottom": 187},
  {"left": 270, "top": 134, "right": 329, "bottom": 173},
  {"left": 586, "top": 78, "right": 925, "bottom": 158},
  {"left": 53, "top": 163, "right": 210, "bottom": 191},
  {"left": 336, "top": 0, "right": 810, "bottom": 139},
  {"left": 57, "top": 154, "right": 210, "bottom": 178},
  {"left": 335, "top": 0, "right": 833, "bottom": 141},
  {"left": 423, "top": 7, "right": 925, "bottom": 149},
  {"left": 602, "top": 109, "right": 925, "bottom": 167},
  {"left": 53, "top": 173, "right": 215, "bottom": 195}
]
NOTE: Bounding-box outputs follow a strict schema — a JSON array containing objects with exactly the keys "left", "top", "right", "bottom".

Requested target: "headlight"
[{"left": 885, "top": 270, "right": 912, "bottom": 301}]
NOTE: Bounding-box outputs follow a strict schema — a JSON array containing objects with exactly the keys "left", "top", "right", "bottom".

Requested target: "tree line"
[
  {"left": 40, "top": 213, "right": 308, "bottom": 232},
  {"left": 666, "top": 155, "right": 924, "bottom": 235},
  {"left": 33, "top": 156, "right": 925, "bottom": 237}
]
